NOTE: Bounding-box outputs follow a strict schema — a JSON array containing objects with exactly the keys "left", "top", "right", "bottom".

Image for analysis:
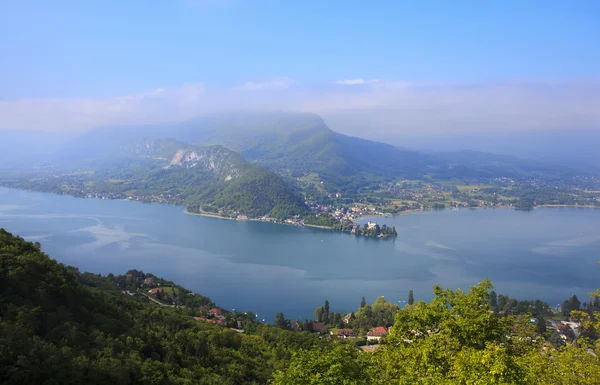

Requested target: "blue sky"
[{"left": 0, "top": 0, "right": 599, "bottom": 135}]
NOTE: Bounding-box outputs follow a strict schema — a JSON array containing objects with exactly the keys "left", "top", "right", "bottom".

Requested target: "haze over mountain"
[{"left": 23, "top": 111, "right": 581, "bottom": 199}]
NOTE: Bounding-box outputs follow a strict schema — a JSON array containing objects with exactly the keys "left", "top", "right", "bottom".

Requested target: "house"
[
  {"left": 311, "top": 322, "right": 328, "bottom": 334},
  {"left": 337, "top": 328, "right": 357, "bottom": 338},
  {"left": 367, "top": 326, "right": 388, "bottom": 341},
  {"left": 208, "top": 308, "right": 223, "bottom": 317},
  {"left": 343, "top": 313, "right": 354, "bottom": 324},
  {"left": 148, "top": 288, "right": 162, "bottom": 295},
  {"left": 194, "top": 316, "right": 225, "bottom": 325},
  {"left": 367, "top": 221, "right": 377, "bottom": 229}
]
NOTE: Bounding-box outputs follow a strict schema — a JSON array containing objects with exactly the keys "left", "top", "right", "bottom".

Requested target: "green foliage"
[
  {"left": 212, "top": 168, "right": 308, "bottom": 219},
  {"left": 346, "top": 296, "right": 399, "bottom": 334},
  {"left": 3, "top": 228, "right": 600, "bottom": 384},
  {"left": 0, "top": 229, "right": 325, "bottom": 384},
  {"left": 562, "top": 295, "right": 581, "bottom": 316},
  {"left": 284, "top": 280, "right": 600, "bottom": 384},
  {"left": 493, "top": 294, "right": 550, "bottom": 316},
  {"left": 271, "top": 344, "right": 374, "bottom": 385},
  {"left": 5, "top": 140, "right": 309, "bottom": 220},
  {"left": 274, "top": 312, "right": 291, "bottom": 329},
  {"left": 325, "top": 220, "right": 397, "bottom": 238}
]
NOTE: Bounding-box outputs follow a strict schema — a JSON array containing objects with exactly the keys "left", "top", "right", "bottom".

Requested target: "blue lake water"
[{"left": 1, "top": 187, "right": 599, "bottom": 321}]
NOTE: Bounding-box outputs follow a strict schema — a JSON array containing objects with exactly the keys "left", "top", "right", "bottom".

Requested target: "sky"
[{"left": 1, "top": 0, "right": 599, "bottom": 138}]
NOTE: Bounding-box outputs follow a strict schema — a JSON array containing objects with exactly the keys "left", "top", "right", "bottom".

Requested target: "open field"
[{"left": 456, "top": 185, "right": 494, "bottom": 192}]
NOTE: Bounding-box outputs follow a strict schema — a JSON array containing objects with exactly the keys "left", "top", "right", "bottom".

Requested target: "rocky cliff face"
[
  {"left": 169, "top": 146, "right": 244, "bottom": 181},
  {"left": 123, "top": 139, "right": 247, "bottom": 182}
]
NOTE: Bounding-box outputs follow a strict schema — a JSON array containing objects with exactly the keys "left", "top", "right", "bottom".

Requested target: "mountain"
[
  {"left": 41, "top": 112, "right": 593, "bottom": 197},
  {"left": 125, "top": 112, "right": 586, "bottom": 192},
  {"left": 161, "top": 112, "right": 440, "bottom": 179},
  {"left": 122, "top": 138, "right": 250, "bottom": 180},
  {"left": 118, "top": 138, "right": 308, "bottom": 218},
  {"left": 6, "top": 137, "right": 308, "bottom": 219}
]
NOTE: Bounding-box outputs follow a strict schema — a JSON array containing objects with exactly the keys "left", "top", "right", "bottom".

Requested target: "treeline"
[{"left": 312, "top": 296, "right": 399, "bottom": 332}]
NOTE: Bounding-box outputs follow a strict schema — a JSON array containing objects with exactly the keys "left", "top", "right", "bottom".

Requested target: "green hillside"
[
  {"left": 49, "top": 112, "right": 590, "bottom": 198},
  {"left": 4, "top": 138, "right": 308, "bottom": 220},
  {"left": 0, "top": 229, "right": 325, "bottom": 384},
  {"left": 2, "top": 229, "right": 600, "bottom": 384},
  {"left": 161, "top": 113, "right": 586, "bottom": 193},
  {"left": 212, "top": 167, "right": 308, "bottom": 218}
]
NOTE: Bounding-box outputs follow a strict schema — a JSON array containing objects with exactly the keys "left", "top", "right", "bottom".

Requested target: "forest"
[{"left": 1, "top": 228, "right": 600, "bottom": 384}]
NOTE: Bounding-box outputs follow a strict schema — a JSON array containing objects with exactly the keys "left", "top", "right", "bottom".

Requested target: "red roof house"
[
  {"left": 208, "top": 308, "right": 223, "bottom": 316},
  {"left": 367, "top": 326, "right": 388, "bottom": 341}
]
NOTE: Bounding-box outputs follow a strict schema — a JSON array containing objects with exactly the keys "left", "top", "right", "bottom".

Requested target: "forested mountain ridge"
[
  {"left": 51, "top": 112, "right": 591, "bottom": 196},
  {"left": 2, "top": 229, "right": 600, "bottom": 384},
  {"left": 1, "top": 138, "right": 308, "bottom": 219}
]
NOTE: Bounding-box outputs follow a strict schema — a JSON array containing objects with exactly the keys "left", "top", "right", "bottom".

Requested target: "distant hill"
[
  {"left": 118, "top": 138, "right": 308, "bottom": 218},
  {"left": 46, "top": 112, "right": 589, "bottom": 197},
  {"left": 133, "top": 112, "right": 585, "bottom": 192},
  {"left": 7, "top": 137, "right": 308, "bottom": 219}
]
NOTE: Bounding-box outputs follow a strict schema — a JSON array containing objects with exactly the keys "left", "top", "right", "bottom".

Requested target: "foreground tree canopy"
[{"left": 1, "top": 228, "right": 599, "bottom": 384}]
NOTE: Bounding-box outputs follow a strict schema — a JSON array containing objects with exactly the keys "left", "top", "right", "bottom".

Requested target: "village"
[{"left": 118, "top": 270, "right": 585, "bottom": 353}]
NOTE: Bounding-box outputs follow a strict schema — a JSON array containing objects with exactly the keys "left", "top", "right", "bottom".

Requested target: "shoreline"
[
  {"left": 4, "top": 186, "right": 598, "bottom": 230},
  {"left": 381, "top": 204, "right": 600, "bottom": 219},
  {"left": 538, "top": 204, "right": 600, "bottom": 209},
  {"left": 183, "top": 209, "right": 334, "bottom": 230}
]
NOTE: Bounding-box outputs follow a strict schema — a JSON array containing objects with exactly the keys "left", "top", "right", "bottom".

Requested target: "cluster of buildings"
[
  {"left": 194, "top": 307, "right": 226, "bottom": 326},
  {"left": 307, "top": 203, "right": 388, "bottom": 223},
  {"left": 297, "top": 321, "right": 390, "bottom": 342}
]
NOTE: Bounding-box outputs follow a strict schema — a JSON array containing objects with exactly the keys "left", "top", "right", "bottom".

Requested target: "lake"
[{"left": 1, "top": 187, "right": 599, "bottom": 321}]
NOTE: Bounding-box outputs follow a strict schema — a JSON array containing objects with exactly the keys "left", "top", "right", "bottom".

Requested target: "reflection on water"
[{"left": 1, "top": 187, "right": 599, "bottom": 321}]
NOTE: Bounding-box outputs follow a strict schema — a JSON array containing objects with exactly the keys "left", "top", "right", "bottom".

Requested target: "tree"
[
  {"left": 314, "top": 306, "right": 325, "bottom": 322},
  {"left": 408, "top": 290, "right": 414, "bottom": 305},
  {"left": 323, "top": 300, "right": 330, "bottom": 323},
  {"left": 274, "top": 312, "right": 290, "bottom": 329},
  {"left": 271, "top": 344, "right": 373, "bottom": 385},
  {"left": 332, "top": 312, "right": 343, "bottom": 328},
  {"left": 548, "top": 331, "right": 565, "bottom": 348},
  {"left": 536, "top": 316, "right": 547, "bottom": 334},
  {"left": 360, "top": 296, "right": 366, "bottom": 308},
  {"left": 562, "top": 295, "right": 581, "bottom": 316},
  {"left": 488, "top": 290, "right": 498, "bottom": 310}
]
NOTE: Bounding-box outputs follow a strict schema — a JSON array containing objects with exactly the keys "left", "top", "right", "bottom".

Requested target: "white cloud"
[
  {"left": 233, "top": 76, "right": 295, "bottom": 91},
  {"left": 1, "top": 79, "right": 599, "bottom": 137},
  {"left": 0, "top": 84, "right": 206, "bottom": 132},
  {"left": 334, "top": 78, "right": 380, "bottom": 85}
]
